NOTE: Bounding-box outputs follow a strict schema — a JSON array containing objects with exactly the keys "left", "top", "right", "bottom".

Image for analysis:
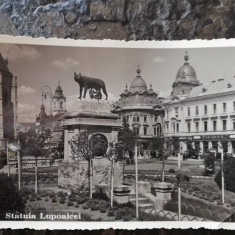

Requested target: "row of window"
[
  {"left": 124, "top": 114, "right": 159, "bottom": 123},
  {"left": 169, "top": 119, "right": 235, "bottom": 133},
  {"left": 167, "top": 101, "right": 235, "bottom": 118},
  {"left": 133, "top": 126, "right": 162, "bottom": 136}
]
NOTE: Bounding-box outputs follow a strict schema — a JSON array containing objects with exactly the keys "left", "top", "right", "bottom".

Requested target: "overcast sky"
[{"left": 0, "top": 43, "right": 235, "bottom": 122}]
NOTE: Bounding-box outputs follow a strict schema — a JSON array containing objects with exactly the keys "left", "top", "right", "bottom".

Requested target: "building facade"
[
  {"left": 112, "top": 67, "right": 164, "bottom": 156},
  {"left": 0, "top": 53, "right": 17, "bottom": 150},
  {"left": 164, "top": 53, "right": 235, "bottom": 156}
]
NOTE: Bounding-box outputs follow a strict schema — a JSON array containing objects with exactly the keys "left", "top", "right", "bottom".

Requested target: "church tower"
[
  {"left": 172, "top": 51, "right": 200, "bottom": 97},
  {"left": 52, "top": 81, "right": 66, "bottom": 116}
]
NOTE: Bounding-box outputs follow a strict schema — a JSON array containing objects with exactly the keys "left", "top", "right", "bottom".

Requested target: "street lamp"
[
  {"left": 134, "top": 138, "right": 139, "bottom": 219},
  {"left": 7, "top": 141, "right": 21, "bottom": 191},
  {"left": 218, "top": 143, "right": 225, "bottom": 204}
]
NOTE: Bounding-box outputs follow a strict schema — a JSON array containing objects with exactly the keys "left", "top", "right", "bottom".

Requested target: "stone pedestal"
[
  {"left": 138, "top": 181, "right": 151, "bottom": 194},
  {"left": 153, "top": 182, "right": 173, "bottom": 210},
  {"left": 58, "top": 100, "right": 123, "bottom": 192},
  {"left": 58, "top": 158, "right": 123, "bottom": 192},
  {"left": 62, "top": 100, "right": 122, "bottom": 163},
  {"left": 113, "top": 185, "right": 131, "bottom": 204}
]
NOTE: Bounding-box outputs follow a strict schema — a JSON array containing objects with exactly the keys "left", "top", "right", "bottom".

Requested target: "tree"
[
  {"left": 69, "top": 131, "right": 108, "bottom": 199},
  {"left": 18, "top": 128, "right": 51, "bottom": 193},
  {"left": 118, "top": 116, "right": 137, "bottom": 159},
  {"left": 215, "top": 157, "right": 235, "bottom": 193},
  {"left": 0, "top": 173, "right": 25, "bottom": 220}
]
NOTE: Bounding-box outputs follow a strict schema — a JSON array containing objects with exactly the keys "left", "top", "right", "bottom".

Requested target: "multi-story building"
[
  {"left": 112, "top": 67, "right": 164, "bottom": 156},
  {"left": 165, "top": 53, "right": 235, "bottom": 156}
]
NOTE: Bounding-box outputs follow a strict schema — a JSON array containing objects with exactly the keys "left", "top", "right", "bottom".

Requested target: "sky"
[{"left": 1, "top": 42, "right": 235, "bottom": 122}]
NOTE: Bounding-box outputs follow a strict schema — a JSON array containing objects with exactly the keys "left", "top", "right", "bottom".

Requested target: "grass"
[
  {"left": 164, "top": 191, "right": 233, "bottom": 221},
  {"left": 22, "top": 166, "right": 58, "bottom": 174},
  {"left": 124, "top": 158, "right": 205, "bottom": 176}
]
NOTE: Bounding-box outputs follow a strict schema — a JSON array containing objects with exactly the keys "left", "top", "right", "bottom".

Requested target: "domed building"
[
  {"left": 165, "top": 52, "right": 235, "bottom": 157},
  {"left": 113, "top": 67, "right": 164, "bottom": 157},
  {"left": 171, "top": 51, "right": 200, "bottom": 97}
]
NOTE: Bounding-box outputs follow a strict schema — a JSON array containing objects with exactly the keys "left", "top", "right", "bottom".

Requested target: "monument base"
[
  {"left": 58, "top": 158, "right": 123, "bottom": 192},
  {"left": 153, "top": 182, "right": 173, "bottom": 210}
]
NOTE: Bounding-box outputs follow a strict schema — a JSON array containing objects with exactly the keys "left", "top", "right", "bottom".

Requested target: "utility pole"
[
  {"left": 135, "top": 140, "right": 139, "bottom": 219},
  {"left": 221, "top": 149, "right": 225, "bottom": 204},
  {"left": 17, "top": 146, "right": 21, "bottom": 191},
  {"left": 178, "top": 152, "right": 181, "bottom": 221}
]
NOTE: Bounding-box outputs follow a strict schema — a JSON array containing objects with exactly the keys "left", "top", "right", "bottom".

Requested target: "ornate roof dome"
[
  {"left": 52, "top": 81, "right": 66, "bottom": 99},
  {"left": 130, "top": 66, "right": 147, "bottom": 93},
  {"left": 175, "top": 51, "right": 198, "bottom": 83}
]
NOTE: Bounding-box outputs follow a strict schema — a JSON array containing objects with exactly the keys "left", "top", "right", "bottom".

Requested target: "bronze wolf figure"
[{"left": 74, "top": 72, "right": 108, "bottom": 100}]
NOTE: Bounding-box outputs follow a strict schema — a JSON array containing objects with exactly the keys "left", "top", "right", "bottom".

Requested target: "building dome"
[
  {"left": 172, "top": 52, "right": 200, "bottom": 96},
  {"left": 175, "top": 52, "right": 197, "bottom": 82},
  {"left": 130, "top": 66, "right": 147, "bottom": 93}
]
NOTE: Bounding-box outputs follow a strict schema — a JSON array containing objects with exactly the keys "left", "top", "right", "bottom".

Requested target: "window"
[
  {"left": 133, "top": 115, "right": 140, "bottom": 122},
  {"left": 233, "top": 102, "right": 235, "bottom": 111},
  {"left": 213, "top": 104, "right": 217, "bottom": 114},
  {"left": 195, "top": 122, "right": 199, "bottom": 132},
  {"left": 204, "top": 121, "right": 208, "bottom": 132},
  {"left": 144, "top": 115, "right": 147, "bottom": 122},
  {"left": 144, "top": 126, "right": 148, "bottom": 135},
  {"left": 223, "top": 120, "right": 227, "bottom": 131},
  {"left": 166, "top": 110, "right": 169, "bottom": 118},
  {"left": 223, "top": 103, "right": 227, "bottom": 113},
  {"left": 133, "top": 127, "right": 139, "bottom": 134},
  {"left": 187, "top": 107, "right": 191, "bottom": 117},
  {"left": 176, "top": 123, "right": 179, "bottom": 133},
  {"left": 233, "top": 119, "right": 235, "bottom": 130},
  {"left": 173, "top": 123, "right": 175, "bottom": 133},
  {"left": 60, "top": 101, "right": 63, "bottom": 109},
  {"left": 166, "top": 123, "right": 169, "bottom": 132},
  {"left": 213, "top": 120, "right": 217, "bottom": 131},
  {"left": 204, "top": 105, "right": 207, "bottom": 115},
  {"left": 187, "top": 123, "right": 191, "bottom": 132},
  {"left": 175, "top": 108, "right": 179, "bottom": 118},
  {"left": 154, "top": 127, "right": 157, "bottom": 135},
  {"left": 126, "top": 115, "right": 129, "bottom": 122},
  {"left": 157, "top": 126, "right": 161, "bottom": 136},
  {"left": 154, "top": 115, "right": 158, "bottom": 122},
  {"left": 195, "top": 106, "right": 199, "bottom": 116}
]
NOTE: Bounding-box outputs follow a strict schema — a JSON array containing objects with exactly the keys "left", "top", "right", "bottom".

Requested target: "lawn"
[
  {"left": 124, "top": 158, "right": 205, "bottom": 176},
  {"left": 22, "top": 166, "right": 58, "bottom": 174}
]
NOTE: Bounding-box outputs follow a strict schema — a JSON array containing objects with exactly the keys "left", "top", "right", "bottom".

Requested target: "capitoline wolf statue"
[{"left": 74, "top": 72, "right": 108, "bottom": 100}]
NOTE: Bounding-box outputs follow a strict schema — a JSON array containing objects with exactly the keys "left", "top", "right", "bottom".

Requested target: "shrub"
[
  {"left": 215, "top": 157, "right": 235, "bottom": 193},
  {"left": 99, "top": 208, "right": 106, "bottom": 213},
  {"left": 52, "top": 198, "right": 57, "bottom": 203},
  {"left": 107, "top": 209, "right": 115, "bottom": 217},
  {"left": 67, "top": 201, "right": 73, "bottom": 206},
  {"left": 92, "top": 192, "right": 109, "bottom": 202},
  {"left": 0, "top": 173, "right": 25, "bottom": 220},
  {"left": 59, "top": 198, "right": 66, "bottom": 204},
  {"left": 49, "top": 192, "right": 56, "bottom": 199}
]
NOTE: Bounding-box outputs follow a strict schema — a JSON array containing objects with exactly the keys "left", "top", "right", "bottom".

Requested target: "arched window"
[{"left": 60, "top": 100, "right": 63, "bottom": 109}]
